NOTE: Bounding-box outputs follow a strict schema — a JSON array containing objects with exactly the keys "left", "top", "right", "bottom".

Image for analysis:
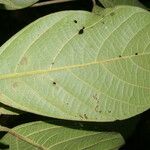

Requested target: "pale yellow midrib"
[{"left": 0, "top": 53, "right": 149, "bottom": 80}]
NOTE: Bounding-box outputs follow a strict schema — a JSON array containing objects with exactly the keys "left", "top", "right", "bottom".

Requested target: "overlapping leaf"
[
  {"left": 0, "top": 121, "right": 125, "bottom": 150},
  {"left": 0, "top": 103, "right": 20, "bottom": 115},
  {"left": 98, "top": 0, "right": 145, "bottom": 8},
  {"left": 0, "top": 6, "right": 150, "bottom": 121},
  {"left": 0, "top": 0, "right": 38, "bottom": 10}
]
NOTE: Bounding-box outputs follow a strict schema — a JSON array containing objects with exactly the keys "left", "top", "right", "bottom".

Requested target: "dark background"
[
  {"left": 0, "top": 0, "right": 93, "bottom": 46},
  {"left": 0, "top": 0, "right": 150, "bottom": 150}
]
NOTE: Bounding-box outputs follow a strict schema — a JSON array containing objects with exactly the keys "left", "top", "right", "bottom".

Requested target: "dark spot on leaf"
[
  {"left": 74, "top": 20, "right": 77, "bottom": 23},
  {"left": 93, "top": 94, "right": 98, "bottom": 100},
  {"left": 53, "top": 82, "right": 56, "bottom": 85},
  {"left": 78, "top": 27, "right": 85, "bottom": 35},
  {"left": 119, "top": 55, "right": 121, "bottom": 58},
  {"left": 95, "top": 105, "right": 99, "bottom": 112},
  {"left": 79, "top": 115, "right": 83, "bottom": 119},
  {"left": 84, "top": 114, "right": 88, "bottom": 119},
  {"left": 108, "top": 110, "right": 111, "bottom": 113},
  {"left": 110, "top": 12, "right": 115, "bottom": 16},
  {"left": 135, "top": 53, "right": 138, "bottom": 55},
  {"left": 20, "top": 57, "right": 28, "bottom": 65},
  {"left": 12, "top": 82, "right": 19, "bottom": 89},
  {"left": 52, "top": 62, "right": 54, "bottom": 65},
  {"left": 99, "top": 110, "right": 102, "bottom": 113},
  {"left": 101, "top": 21, "right": 105, "bottom": 24}
]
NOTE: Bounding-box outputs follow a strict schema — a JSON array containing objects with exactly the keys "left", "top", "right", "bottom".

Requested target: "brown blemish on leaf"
[
  {"left": 84, "top": 114, "right": 88, "bottom": 119},
  {"left": 12, "top": 82, "right": 19, "bottom": 89},
  {"left": 92, "top": 93, "right": 101, "bottom": 112},
  {"left": 119, "top": 55, "right": 122, "bottom": 57},
  {"left": 108, "top": 110, "right": 111, "bottom": 113},
  {"left": 101, "top": 21, "right": 105, "bottom": 24},
  {"left": 93, "top": 94, "right": 98, "bottom": 100},
  {"left": 135, "top": 53, "right": 138, "bottom": 55},
  {"left": 20, "top": 57, "right": 28, "bottom": 65},
  {"left": 95, "top": 105, "right": 99, "bottom": 112},
  {"left": 110, "top": 12, "right": 115, "bottom": 16},
  {"left": 79, "top": 115, "right": 83, "bottom": 119}
]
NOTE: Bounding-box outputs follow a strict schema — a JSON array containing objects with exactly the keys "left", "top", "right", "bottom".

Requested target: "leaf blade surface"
[
  {"left": 1, "top": 121, "right": 125, "bottom": 150},
  {"left": 0, "top": 6, "right": 150, "bottom": 121}
]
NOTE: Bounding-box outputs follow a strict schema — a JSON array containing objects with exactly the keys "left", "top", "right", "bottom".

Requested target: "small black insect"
[
  {"left": 53, "top": 82, "right": 56, "bottom": 85},
  {"left": 74, "top": 20, "right": 77, "bottom": 23},
  {"left": 78, "top": 27, "right": 85, "bottom": 35}
]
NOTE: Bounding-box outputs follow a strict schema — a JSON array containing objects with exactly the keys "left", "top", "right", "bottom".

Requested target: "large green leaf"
[
  {"left": 0, "top": 6, "right": 150, "bottom": 121},
  {"left": 0, "top": 0, "right": 39, "bottom": 10},
  {"left": 98, "top": 0, "right": 145, "bottom": 8},
  {"left": 0, "top": 121, "right": 125, "bottom": 150}
]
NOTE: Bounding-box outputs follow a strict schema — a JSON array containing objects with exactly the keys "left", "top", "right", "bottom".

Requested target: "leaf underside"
[
  {"left": 0, "top": 6, "right": 150, "bottom": 121},
  {"left": 98, "top": 0, "right": 145, "bottom": 8},
  {"left": 1, "top": 121, "right": 125, "bottom": 150},
  {"left": 0, "top": 0, "right": 38, "bottom": 10}
]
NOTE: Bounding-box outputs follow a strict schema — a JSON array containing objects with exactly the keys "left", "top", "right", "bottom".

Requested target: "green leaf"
[
  {"left": 0, "top": 121, "right": 125, "bottom": 150},
  {"left": 98, "top": 0, "right": 145, "bottom": 8},
  {"left": 0, "top": 6, "right": 150, "bottom": 121},
  {"left": 0, "top": 0, "right": 39, "bottom": 10}
]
